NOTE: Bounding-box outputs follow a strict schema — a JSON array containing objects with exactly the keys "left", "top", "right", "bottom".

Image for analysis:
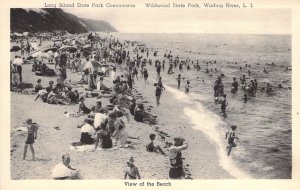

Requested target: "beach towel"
[{"left": 70, "top": 144, "right": 96, "bottom": 152}]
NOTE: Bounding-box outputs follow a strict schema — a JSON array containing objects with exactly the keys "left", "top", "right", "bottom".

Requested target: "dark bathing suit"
[
  {"left": 169, "top": 151, "right": 184, "bottom": 178},
  {"left": 25, "top": 123, "right": 38, "bottom": 144}
]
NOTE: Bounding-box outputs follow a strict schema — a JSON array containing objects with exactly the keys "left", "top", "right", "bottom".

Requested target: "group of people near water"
[{"left": 12, "top": 32, "right": 193, "bottom": 180}]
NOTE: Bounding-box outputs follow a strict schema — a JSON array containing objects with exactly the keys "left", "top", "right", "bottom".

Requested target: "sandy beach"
[{"left": 10, "top": 35, "right": 233, "bottom": 179}]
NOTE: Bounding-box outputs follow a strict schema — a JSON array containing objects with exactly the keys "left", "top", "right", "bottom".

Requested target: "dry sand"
[{"left": 10, "top": 39, "right": 232, "bottom": 180}]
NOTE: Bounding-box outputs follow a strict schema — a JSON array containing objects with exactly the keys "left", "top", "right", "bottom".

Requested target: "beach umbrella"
[
  {"left": 13, "top": 58, "right": 24, "bottom": 65},
  {"left": 29, "top": 51, "right": 49, "bottom": 59},
  {"left": 59, "top": 45, "right": 77, "bottom": 53},
  {"left": 41, "top": 47, "right": 57, "bottom": 53},
  {"left": 10, "top": 46, "right": 21, "bottom": 52},
  {"left": 81, "top": 60, "right": 101, "bottom": 71}
]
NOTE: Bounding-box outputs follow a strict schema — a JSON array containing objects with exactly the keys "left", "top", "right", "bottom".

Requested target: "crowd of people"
[
  {"left": 12, "top": 32, "right": 193, "bottom": 180},
  {"left": 11, "top": 29, "right": 287, "bottom": 179}
]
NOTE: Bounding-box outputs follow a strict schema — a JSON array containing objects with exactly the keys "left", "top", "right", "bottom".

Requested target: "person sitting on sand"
[
  {"left": 146, "top": 134, "right": 165, "bottom": 155},
  {"left": 90, "top": 109, "right": 108, "bottom": 130},
  {"left": 78, "top": 97, "right": 91, "bottom": 114},
  {"left": 92, "top": 101, "right": 108, "bottom": 114},
  {"left": 129, "top": 99, "right": 136, "bottom": 116},
  {"left": 225, "top": 125, "right": 239, "bottom": 156},
  {"left": 80, "top": 118, "right": 96, "bottom": 145},
  {"left": 97, "top": 77, "right": 111, "bottom": 93},
  {"left": 107, "top": 112, "right": 117, "bottom": 135},
  {"left": 94, "top": 124, "right": 112, "bottom": 150},
  {"left": 134, "top": 103, "right": 157, "bottom": 124},
  {"left": 23, "top": 119, "right": 39, "bottom": 160},
  {"left": 169, "top": 137, "right": 188, "bottom": 179},
  {"left": 34, "top": 79, "right": 43, "bottom": 93},
  {"left": 35, "top": 88, "right": 48, "bottom": 101},
  {"left": 112, "top": 117, "right": 139, "bottom": 148},
  {"left": 47, "top": 88, "right": 67, "bottom": 105},
  {"left": 47, "top": 80, "right": 54, "bottom": 92},
  {"left": 52, "top": 154, "right": 80, "bottom": 180},
  {"left": 65, "top": 87, "right": 78, "bottom": 103},
  {"left": 124, "top": 157, "right": 141, "bottom": 179}
]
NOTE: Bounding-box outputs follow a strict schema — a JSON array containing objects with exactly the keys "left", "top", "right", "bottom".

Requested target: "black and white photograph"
[{"left": 1, "top": 0, "right": 300, "bottom": 189}]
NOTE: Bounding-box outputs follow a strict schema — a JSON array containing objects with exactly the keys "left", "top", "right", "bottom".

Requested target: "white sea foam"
[{"left": 165, "top": 84, "right": 251, "bottom": 178}]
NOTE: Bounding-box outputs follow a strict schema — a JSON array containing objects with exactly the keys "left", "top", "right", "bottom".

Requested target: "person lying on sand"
[
  {"left": 52, "top": 154, "right": 80, "bottom": 180},
  {"left": 146, "top": 134, "right": 166, "bottom": 155},
  {"left": 124, "top": 157, "right": 141, "bottom": 179},
  {"left": 23, "top": 119, "right": 39, "bottom": 160}
]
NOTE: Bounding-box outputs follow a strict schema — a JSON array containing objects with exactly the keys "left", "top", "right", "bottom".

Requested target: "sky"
[{"left": 64, "top": 8, "right": 291, "bottom": 34}]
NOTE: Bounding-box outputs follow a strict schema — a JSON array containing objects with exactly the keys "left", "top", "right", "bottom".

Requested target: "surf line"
[{"left": 165, "top": 84, "right": 251, "bottom": 178}]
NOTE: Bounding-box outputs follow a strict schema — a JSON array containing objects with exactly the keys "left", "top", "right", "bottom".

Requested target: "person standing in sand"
[
  {"left": 155, "top": 85, "right": 162, "bottom": 106},
  {"left": 23, "top": 119, "right": 38, "bottom": 160},
  {"left": 169, "top": 137, "right": 188, "bottom": 179},
  {"left": 143, "top": 67, "right": 149, "bottom": 85},
  {"left": 124, "top": 157, "right": 141, "bottom": 179}
]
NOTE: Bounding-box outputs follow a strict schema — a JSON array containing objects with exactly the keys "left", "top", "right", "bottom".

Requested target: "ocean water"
[{"left": 110, "top": 33, "right": 292, "bottom": 179}]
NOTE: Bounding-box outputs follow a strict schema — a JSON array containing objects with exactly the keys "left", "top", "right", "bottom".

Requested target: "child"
[
  {"left": 225, "top": 125, "right": 239, "bottom": 156},
  {"left": 23, "top": 119, "right": 39, "bottom": 160},
  {"left": 124, "top": 157, "right": 141, "bottom": 179},
  {"left": 146, "top": 134, "right": 165, "bottom": 155}
]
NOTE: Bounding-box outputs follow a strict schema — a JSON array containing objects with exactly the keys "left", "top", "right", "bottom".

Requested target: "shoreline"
[{"left": 10, "top": 34, "right": 255, "bottom": 179}]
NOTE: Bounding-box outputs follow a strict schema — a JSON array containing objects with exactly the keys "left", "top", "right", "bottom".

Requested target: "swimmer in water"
[
  {"left": 225, "top": 125, "right": 239, "bottom": 156},
  {"left": 176, "top": 74, "right": 181, "bottom": 89},
  {"left": 221, "top": 94, "right": 228, "bottom": 117},
  {"left": 185, "top": 80, "right": 191, "bottom": 93}
]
